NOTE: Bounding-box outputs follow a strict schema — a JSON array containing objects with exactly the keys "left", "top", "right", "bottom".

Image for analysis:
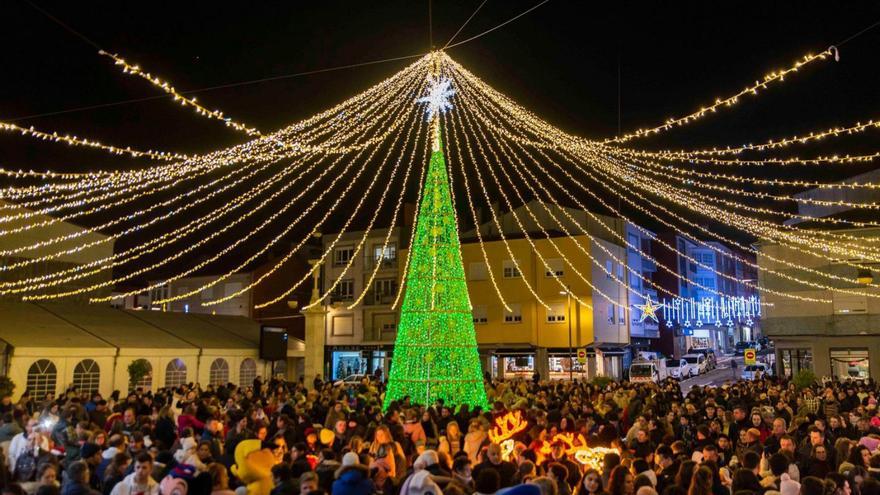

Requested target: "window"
[
  {"left": 165, "top": 359, "right": 187, "bottom": 388},
  {"left": 607, "top": 303, "right": 615, "bottom": 324},
  {"left": 72, "top": 359, "right": 100, "bottom": 394},
  {"left": 618, "top": 305, "right": 626, "bottom": 325},
  {"left": 26, "top": 360, "right": 57, "bottom": 400},
  {"left": 694, "top": 277, "right": 716, "bottom": 289},
  {"left": 627, "top": 233, "right": 640, "bottom": 253},
  {"left": 830, "top": 349, "right": 869, "bottom": 379},
  {"left": 780, "top": 349, "right": 812, "bottom": 378},
  {"left": 617, "top": 262, "right": 625, "bottom": 279},
  {"left": 544, "top": 258, "right": 564, "bottom": 278},
  {"left": 333, "top": 279, "right": 354, "bottom": 301},
  {"left": 239, "top": 358, "right": 257, "bottom": 388},
  {"left": 472, "top": 305, "right": 488, "bottom": 324},
  {"left": 629, "top": 273, "right": 642, "bottom": 291},
  {"left": 504, "top": 303, "right": 523, "bottom": 323},
  {"left": 373, "top": 244, "right": 396, "bottom": 266},
  {"left": 503, "top": 260, "right": 521, "bottom": 278},
  {"left": 273, "top": 360, "right": 287, "bottom": 378},
  {"left": 374, "top": 279, "right": 397, "bottom": 304},
  {"left": 605, "top": 260, "right": 613, "bottom": 279},
  {"left": 469, "top": 262, "right": 488, "bottom": 281},
  {"left": 334, "top": 246, "right": 354, "bottom": 266},
  {"left": 130, "top": 359, "right": 152, "bottom": 391},
  {"left": 209, "top": 358, "right": 230, "bottom": 386},
  {"left": 380, "top": 322, "right": 397, "bottom": 339},
  {"left": 200, "top": 287, "right": 213, "bottom": 301},
  {"left": 176, "top": 286, "right": 189, "bottom": 296},
  {"left": 546, "top": 303, "right": 566, "bottom": 323},
  {"left": 151, "top": 284, "right": 169, "bottom": 303}
]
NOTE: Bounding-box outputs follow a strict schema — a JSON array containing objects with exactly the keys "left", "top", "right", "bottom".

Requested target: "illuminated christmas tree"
[{"left": 385, "top": 75, "right": 488, "bottom": 409}]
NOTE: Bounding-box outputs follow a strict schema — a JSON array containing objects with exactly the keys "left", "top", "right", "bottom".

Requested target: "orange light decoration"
[
  {"left": 488, "top": 411, "right": 530, "bottom": 444},
  {"left": 537, "top": 432, "right": 620, "bottom": 471},
  {"left": 488, "top": 411, "right": 530, "bottom": 461}
]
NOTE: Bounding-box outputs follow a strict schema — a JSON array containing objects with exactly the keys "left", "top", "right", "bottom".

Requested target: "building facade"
[
  {"left": 651, "top": 233, "right": 758, "bottom": 358},
  {"left": 318, "top": 202, "right": 658, "bottom": 380},
  {"left": 758, "top": 228, "right": 880, "bottom": 380}
]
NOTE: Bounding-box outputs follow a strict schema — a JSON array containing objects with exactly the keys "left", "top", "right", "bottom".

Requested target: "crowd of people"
[{"left": 1, "top": 369, "right": 879, "bottom": 495}]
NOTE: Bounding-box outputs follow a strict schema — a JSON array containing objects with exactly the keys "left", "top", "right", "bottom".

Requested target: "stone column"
[
  {"left": 535, "top": 347, "right": 550, "bottom": 381},
  {"left": 303, "top": 259, "right": 327, "bottom": 389}
]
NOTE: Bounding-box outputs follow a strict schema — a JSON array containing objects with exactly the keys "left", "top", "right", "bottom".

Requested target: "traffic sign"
[
  {"left": 577, "top": 348, "right": 587, "bottom": 364},
  {"left": 744, "top": 348, "right": 757, "bottom": 365}
]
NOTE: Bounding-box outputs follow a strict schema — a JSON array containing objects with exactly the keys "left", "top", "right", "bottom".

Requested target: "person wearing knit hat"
[
  {"left": 332, "top": 452, "right": 374, "bottom": 495},
  {"left": 416, "top": 450, "right": 451, "bottom": 478}
]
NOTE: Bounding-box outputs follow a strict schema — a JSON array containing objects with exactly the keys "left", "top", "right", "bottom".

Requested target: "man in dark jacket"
[
  {"left": 290, "top": 443, "right": 313, "bottom": 478},
  {"left": 474, "top": 443, "right": 517, "bottom": 489},
  {"left": 61, "top": 461, "right": 100, "bottom": 495}
]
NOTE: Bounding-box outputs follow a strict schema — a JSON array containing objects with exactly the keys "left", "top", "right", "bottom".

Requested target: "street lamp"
[{"left": 559, "top": 286, "right": 573, "bottom": 381}]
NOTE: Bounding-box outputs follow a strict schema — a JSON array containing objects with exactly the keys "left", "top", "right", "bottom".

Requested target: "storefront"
[
  {"left": 547, "top": 349, "right": 591, "bottom": 381},
  {"left": 830, "top": 348, "right": 870, "bottom": 380},
  {"left": 488, "top": 352, "right": 535, "bottom": 379},
  {"left": 326, "top": 346, "right": 392, "bottom": 380}
]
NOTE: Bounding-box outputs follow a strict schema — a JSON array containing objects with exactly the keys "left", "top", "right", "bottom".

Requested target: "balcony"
[{"left": 362, "top": 290, "right": 397, "bottom": 306}]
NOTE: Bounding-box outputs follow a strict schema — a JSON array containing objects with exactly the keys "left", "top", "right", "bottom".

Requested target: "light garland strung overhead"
[{"left": 0, "top": 45, "right": 876, "bottom": 325}]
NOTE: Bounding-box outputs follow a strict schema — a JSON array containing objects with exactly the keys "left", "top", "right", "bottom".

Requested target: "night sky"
[{"left": 2, "top": 1, "right": 880, "bottom": 278}]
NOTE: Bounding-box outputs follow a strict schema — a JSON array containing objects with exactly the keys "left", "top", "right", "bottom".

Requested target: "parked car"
[
  {"left": 666, "top": 358, "right": 688, "bottom": 380},
  {"left": 687, "top": 347, "right": 717, "bottom": 369},
  {"left": 741, "top": 363, "right": 772, "bottom": 380},
  {"left": 682, "top": 354, "right": 708, "bottom": 377}
]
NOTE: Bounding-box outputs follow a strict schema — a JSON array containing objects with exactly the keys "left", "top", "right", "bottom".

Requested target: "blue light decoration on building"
[{"left": 660, "top": 295, "right": 760, "bottom": 328}]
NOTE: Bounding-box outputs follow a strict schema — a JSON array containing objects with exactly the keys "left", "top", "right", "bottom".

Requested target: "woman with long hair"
[
  {"left": 439, "top": 421, "right": 463, "bottom": 457},
  {"left": 731, "top": 468, "right": 763, "bottom": 495},
  {"left": 674, "top": 461, "right": 698, "bottom": 494},
  {"left": 608, "top": 465, "right": 634, "bottom": 495},
  {"left": 574, "top": 468, "right": 608, "bottom": 495},
  {"left": 806, "top": 444, "right": 833, "bottom": 478},
  {"left": 847, "top": 445, "right": 871, "bottom": 470},
  {"left": 687, "top": 466, "right": 714, "bottom": 495}
]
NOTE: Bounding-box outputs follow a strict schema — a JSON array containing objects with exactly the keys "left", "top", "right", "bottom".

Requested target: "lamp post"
[{"left": 560, "top": 286, "right": 573, "bottom": 381}]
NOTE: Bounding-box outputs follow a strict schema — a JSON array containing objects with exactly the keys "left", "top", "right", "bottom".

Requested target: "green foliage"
[
  {"left": 793, "top": 368, "right": 817, "bottom": 390},
  {"left": 0, "top": 376, "right": 15, "bottom": 398},
  {"left": 127, "top": 360, "right": 150, "bottom": 391},
  {"left": 591, "top": 375, "right": 614, "bottom": 389},
  {"left": 385, "top": 144, "right": 489, "bottom": 410}
]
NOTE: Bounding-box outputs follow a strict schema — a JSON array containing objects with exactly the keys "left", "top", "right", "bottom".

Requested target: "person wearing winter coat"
[
  {"left": 61, "top": 462, "right": 100, "bottom": 495},
  {"left": 332, "top": 452, "right": 375, "bottom": 495}
]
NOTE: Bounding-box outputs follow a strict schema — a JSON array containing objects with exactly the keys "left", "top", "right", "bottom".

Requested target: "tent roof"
[
  {"left": 188, "top": 313, "right": 262, "bottom": 346},
  {"left": 0, "top": 302, "right": 112, "bottom": 349},
  {"left": 124, "top": 310, "right": 256, "bottom": 349},
  {"left": 35, "top": 303, "right": 195, "bottom": 349}
]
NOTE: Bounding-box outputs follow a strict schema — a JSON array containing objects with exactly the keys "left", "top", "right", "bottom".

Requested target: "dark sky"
[{"left": 2, "top": 1, "right": 880, "bottom": 279}]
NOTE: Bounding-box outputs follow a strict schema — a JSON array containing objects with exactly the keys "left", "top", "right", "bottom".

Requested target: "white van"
[{"left": 629, "top": 359, "right": 668, "bottom": 383}]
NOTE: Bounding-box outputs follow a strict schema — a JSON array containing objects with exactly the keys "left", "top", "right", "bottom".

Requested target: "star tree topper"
[
  {"left": 634, "top": 294, "right": 664, "bottom": 323},
  {"left": 418, "top": 77, "right": 455, "bottom": 122}
]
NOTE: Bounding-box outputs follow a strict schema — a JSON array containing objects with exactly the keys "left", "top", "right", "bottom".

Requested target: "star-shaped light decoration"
[
  {"left": 417, "top": 77, "right": 455, "bottom": 122},
  {"left": 634, "top": 294, "right": 664, "bottom": 323}
]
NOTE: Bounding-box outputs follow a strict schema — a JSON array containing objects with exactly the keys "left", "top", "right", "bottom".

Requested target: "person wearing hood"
[
  {"left": 269, "top": 463, "right": 295, "bottom": 495},
  {"left": 332, "top": 452, "right": 375, "bottom": 495},
  {"left": 109, "top": 454, "right": 159, "bottom": 495}
]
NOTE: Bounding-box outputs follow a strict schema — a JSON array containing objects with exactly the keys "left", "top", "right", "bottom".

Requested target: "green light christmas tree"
[{"left": 385, "top": 75, "right": 488, "bottom": 410}]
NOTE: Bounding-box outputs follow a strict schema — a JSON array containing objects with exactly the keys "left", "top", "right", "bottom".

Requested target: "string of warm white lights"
[
  {"left": 146, "top": 75, "right": 428, "bottom": 308},
  {"left": 606, "top": 49, "right": 836, "bottom": 143},
  {"left": 453, "top": 78, "right": 681, "bottom": 303},
  {"left": 3, "top": 68, "right": 422, "bottom": 292},
  {"left": 451, "top": 68, "right": 727, "bottom": 302},
  {"left": 446, "top": 59, "right": 872, "bottom": 302}
]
